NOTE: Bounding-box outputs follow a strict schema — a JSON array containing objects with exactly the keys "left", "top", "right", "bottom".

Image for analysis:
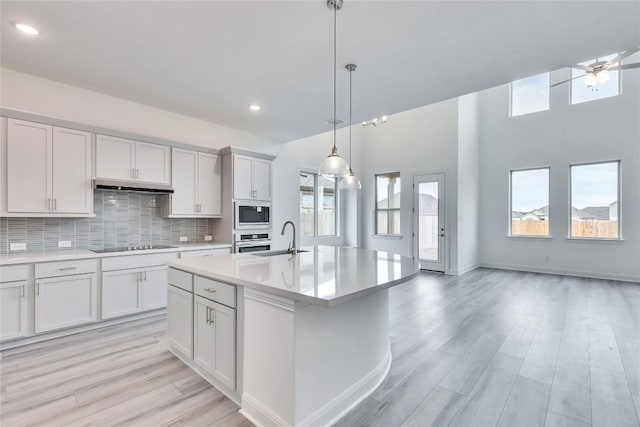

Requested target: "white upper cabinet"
[
  {"left": 6, "top": 119, "right": 92, "bottom": 215},
  {"left": 198, "top": 152, "right": 221, "bottom": 216},
  {"left": 95, "top": 135, "right": 135, "bottom": 181},
  {"left": 169, "top": 148, "right": 221, "bottom": 217},
  {"left": 135, "top": 141, "right": 171, "bottom": 184},
  {"left": 233, "top": 154, "right": 271, "bottom": 201},
  {"left": 96, "top": 135, "right": 170, "bottom": 185}
]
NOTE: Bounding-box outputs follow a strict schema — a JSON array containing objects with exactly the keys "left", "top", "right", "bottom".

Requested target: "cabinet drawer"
[
  {"left": 35, "top": 259, "right": 97, "bottom": 279},
  {"left": 0, "top": 265, "right": 29, "bottom": 282},
  {"left": 102, "top": 252, "right": 178, "bottom": 271},
  {"left": 194, "top": 276, "right": 235, "bottom": 308},
  {"left": 180, "top": 248, "right": 231, "bottom": 259},
  {"left": 168, "top": 268, "right": 193, "bottom": 292}
]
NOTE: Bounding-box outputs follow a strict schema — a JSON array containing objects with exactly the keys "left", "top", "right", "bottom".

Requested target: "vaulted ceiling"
[{"left": 2, "top": 1, "right": 639, "bottom": 142}]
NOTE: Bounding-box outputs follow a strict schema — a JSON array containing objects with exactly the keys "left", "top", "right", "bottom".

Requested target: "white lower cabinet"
[
  {"left": 103, "top": 266, "right": 168, "bottom": 319},
  {"left": 168, "top": 284, "right": 193, "bottom": 359},
  {"left": 0, "top": 281, "right": 29, "bottom": 341},
  {"left": 193, "top": 295, "right": 236, "bottom": 390},
  {"left": 35, "top": 273, "right": 98, "bottom": 333}
]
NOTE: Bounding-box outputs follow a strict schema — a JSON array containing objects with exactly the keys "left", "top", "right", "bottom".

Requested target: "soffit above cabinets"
[{"left": 1, "top": 1, "right": 639, "bottom": 142}]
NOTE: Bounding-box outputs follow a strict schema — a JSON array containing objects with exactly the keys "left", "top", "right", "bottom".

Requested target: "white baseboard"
[
  {"left": 480, "top": 262, "right": 640, "bottom": 283},
  {"left": 299, "top": 345, "right": 392, "bottom": 427},
  {"left": 240, "top": 393, "right": 291, "bottom": 427},
  {"left": 240, "top": 345, "right": 393, "bottom": 427},
  {"left": 450, "top": 263, "right": 480, "bottom": 276}
]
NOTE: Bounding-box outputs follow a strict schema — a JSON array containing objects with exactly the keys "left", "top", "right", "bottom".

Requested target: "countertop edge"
[
  {"left": 166, "top": 259, "right": 420, "bottom": 308},
  {"left": 0, "top": 243, "right": 233, "bottom": 266}
]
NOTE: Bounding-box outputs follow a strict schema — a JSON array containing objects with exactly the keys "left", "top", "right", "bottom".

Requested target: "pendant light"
[
  {"left": 340, "top": 63, "right": 361, "bottom": 190},
  {"left": 319, "top": 0, "right": 350, "bottom": 178}
]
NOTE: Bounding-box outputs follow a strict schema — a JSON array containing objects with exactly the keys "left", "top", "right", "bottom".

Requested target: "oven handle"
[{"left": 235, "top": 240, "right": 272, "bottom": 247}]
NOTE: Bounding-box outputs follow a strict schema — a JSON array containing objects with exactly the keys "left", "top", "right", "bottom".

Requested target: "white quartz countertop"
[
  {"left": 0, "top": 243, "right": 232, "bottom": 266},
  {"left": 167, "top": 245, "right": 419, "bottom": 307}
]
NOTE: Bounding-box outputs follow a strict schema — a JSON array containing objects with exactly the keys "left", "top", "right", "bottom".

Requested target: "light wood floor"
[{"left": 1, "top": 268, "right": 639, "bottom": 427}]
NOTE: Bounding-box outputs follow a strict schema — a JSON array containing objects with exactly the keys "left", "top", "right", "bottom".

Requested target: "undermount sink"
[{"left": 252, "top": 249, "right": 310, "bottom": 257}]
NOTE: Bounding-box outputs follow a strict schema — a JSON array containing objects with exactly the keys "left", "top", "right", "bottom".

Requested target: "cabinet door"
[
  {"left": 96, "top": 135, "right": 136, "bottom": 181},
  {"left": 135, "top": 142, "right": 170, "bottom": 184},
  {"left": 52, "top": 127, "right": 92, "bottom": 214},
  {"left": 211, "top": 301, "right": 236, "bottom": 389},
  {"left": 198, "top": 153, "right": 221, "bottom": 216},
  {"left": 171, "top": 148, "right": 197, "bottom": 215},
  {"left": 7, "top": 119, "right": 52, "bottom": 213},
  {"left": 233, "top": 155, "right": 254, "bottom": 200},
  {"left": 253, "top": 159, "right": 271, "bottom": 201},
  {"left": 141, "top": 266, "right": 167, "bottom": 311},
  {"left": 168, "top": 285, "right": 193, "bottom": 359},
  {"left": 193, "top": 295, "right": 215, "bottom": 374},
  {"left": 0, "top": 281, "right": 28, "bottom": 341},
  {"left": 102, "top": 269, "right": 141, "bottom": 319},
  {"left": 35, "top": 273, "right": 97, "bottom": 333}
]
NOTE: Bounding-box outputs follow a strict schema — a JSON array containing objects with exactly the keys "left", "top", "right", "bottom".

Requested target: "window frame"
[
  {"left": 509, "top": 72, "right": 551, "bottom": 117},
  {"left": 299, "top": 169, "right": 339, "bottom": 238},
  {"left": 375, "top": 172, "right": 402, "bottom": 236},
  {"left": 570, "top": 53, "right": 622, "bottom": 105},
  {"left": 508, "top": 166, "right": 551, "bottom": 238},
  {"left": 568, "top": 160, "right": 621, "bottom": 241}
]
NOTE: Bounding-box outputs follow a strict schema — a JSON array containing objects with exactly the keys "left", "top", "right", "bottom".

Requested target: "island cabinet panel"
[
  {"left": 0, "top": 280, "right": 28, "bottom": 341},
  {"left": 35, "top": 273, "right": 98, "bottom": 333},
  {"left": 168, "top": 284, "right": 193, "bottom": 359},
  {"left": 193, "top": 295, "right": 236, "bottom": 390},
  {"left": 194, "top": 276, "right": 236, "bottom": 308}
]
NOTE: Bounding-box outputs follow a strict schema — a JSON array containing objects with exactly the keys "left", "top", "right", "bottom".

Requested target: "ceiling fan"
[{"left": 551, "top": 48, "right": 640, "bottom": 88}]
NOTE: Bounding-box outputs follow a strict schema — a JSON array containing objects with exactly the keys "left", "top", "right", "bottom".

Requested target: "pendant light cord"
[
  {"left": 332, "top": 3, "right": 337, "bottom": 151},
  {"left": 349, "top": 66, "right": 352, "bottom": 169}
]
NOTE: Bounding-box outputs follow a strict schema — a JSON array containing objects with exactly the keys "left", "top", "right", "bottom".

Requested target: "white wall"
[
  {"left": 359, "top": 99, "right": 461, "bottom": 273},
  {"left": 457, "top": 93, "right": 480, "bottom": 274},
  {"left": 0, "top": 68, "right": 271, "bottom": 152},
  {"left": 478, "top": 64, "right": 640, "bottom": 281}
]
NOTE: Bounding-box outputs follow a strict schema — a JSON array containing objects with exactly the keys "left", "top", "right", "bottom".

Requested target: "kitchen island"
[{"left": 166, "top": 245, "right": 418, "bottom": 427}]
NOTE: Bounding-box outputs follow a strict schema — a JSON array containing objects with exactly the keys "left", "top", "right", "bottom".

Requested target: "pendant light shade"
[
  {"left": 339, "top": 63, "right": 361, "bottom": 190},
  {"left": 320, "top": 147, "right": 350, "bottom": 178},
  {"left": 319, "top": 0, "right": 349, "bottom": 179}
]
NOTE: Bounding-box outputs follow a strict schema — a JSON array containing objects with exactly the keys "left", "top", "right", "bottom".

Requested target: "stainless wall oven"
[
  {"left": 235, "top": 202, "right": 271, "bottom": 229},
  {"left": 234, "top": 230, "right": 272, "bottom": 253}
]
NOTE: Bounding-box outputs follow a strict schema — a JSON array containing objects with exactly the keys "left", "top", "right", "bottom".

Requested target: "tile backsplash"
[{"left": 0, "top": 190, "right": 215, "bottom": 255}]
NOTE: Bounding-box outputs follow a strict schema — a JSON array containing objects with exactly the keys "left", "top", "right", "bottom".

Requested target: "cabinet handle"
[
  {"left": 206, "top": 306, "right": 210, "bottom": 324},
  {"left": 136, "top": 169, "right": 140, "bottom": 178},
  {"left": 210, "top": 308, "right": 214, "bottom": 325},
  {"left": 58, "top": 267, "right": 76, "bottom": 271},
  {"left": 36, "top": 282, "right": 40, "bottom": 296},
  {"left": 131, "top": 168, "right": 135, "bottom": 178},
  {"left": 144, "top": 271, "right": 147, "bottom": 281},
  {"left": 21, "top": 284, "right": 25, "bottom": 297},
  {"left": 47, "top": 198, "right": 51, "bottom": 210},
  {"left": 53, "top": 198, "right": 57, "bottom": 211},
  {"left": 203, "top": 288, "right": 217, "bottom": 293}
]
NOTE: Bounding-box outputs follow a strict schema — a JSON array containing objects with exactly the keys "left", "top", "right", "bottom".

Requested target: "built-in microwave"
[{"left": 235, "top": 202, "right": 271, "bottom": 229}]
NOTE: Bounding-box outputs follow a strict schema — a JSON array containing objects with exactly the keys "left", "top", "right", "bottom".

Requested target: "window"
[
  {"left": 570, "top": 161, "right": 620, "bottom": 239},
  {"left": 510, "top": 168, "right": 550, "bottom": 237},
  {"left": 571, "top": 53, "right": 620, "bottom": 104},
  {"left": 376, "top": 172, "right": 401, "bottom": 235},
  {"left": 299, "top": 171, "right": 337, "bottom": 238},
  {"left": 511, "top": 72, "right": 550, "bottom": 117}
]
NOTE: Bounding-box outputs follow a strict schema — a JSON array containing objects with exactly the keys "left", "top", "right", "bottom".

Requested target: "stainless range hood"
[{"left": 93, "top": 179, "right": 174, "bottom": 194}]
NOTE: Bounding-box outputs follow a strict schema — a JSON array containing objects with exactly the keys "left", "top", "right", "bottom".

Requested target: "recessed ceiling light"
[
  {"left": 248, "top": 104, "right": 261, "bottom": 112},
  {"left": 13, "top": 22, "right": 40, "bottom": 36}
]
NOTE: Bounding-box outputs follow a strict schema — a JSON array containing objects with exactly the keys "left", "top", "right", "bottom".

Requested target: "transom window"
[
  {"left": 299, "top": 171, "right": 337, "bottom": 238},
  {"left": 571, "top": 53, "right": 620, "bottom": 104},
  {"left": 510, "top": 72, "right": 550, "bottom": 117},
  {"left": 375, "top": 172, "right": 401, "bottom": 235}
]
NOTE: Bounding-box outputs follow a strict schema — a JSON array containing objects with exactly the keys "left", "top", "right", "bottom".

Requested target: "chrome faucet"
[{"left": 281, "top": 221, "right": 296, "bottom": 254}]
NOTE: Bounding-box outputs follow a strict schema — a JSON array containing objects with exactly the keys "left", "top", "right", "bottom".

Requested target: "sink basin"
[{"left": 252, "top": 249, "right": 309, "bottom": 257}]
